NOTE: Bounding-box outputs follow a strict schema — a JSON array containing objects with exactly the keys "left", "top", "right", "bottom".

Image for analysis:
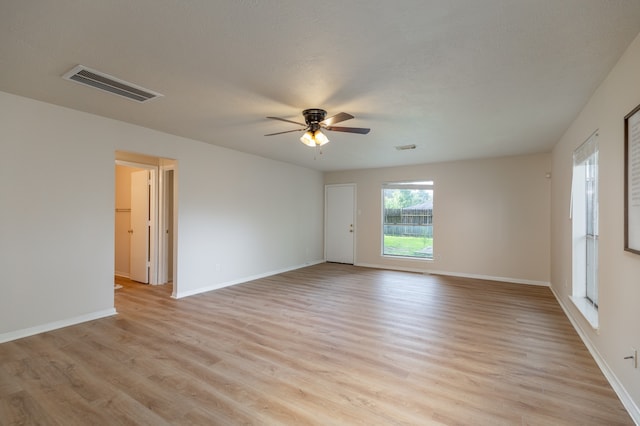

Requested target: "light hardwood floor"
[{"left": 0, "top": 263, "right": 632, "bottom": 425}]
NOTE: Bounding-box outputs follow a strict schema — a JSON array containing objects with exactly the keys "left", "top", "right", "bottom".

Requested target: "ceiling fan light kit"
[
  {"left": 300, "top": 130, "right": 329, "bottom": 147},
  {"left": 266, "top": 108, "right": 370, "bottom": 147}
]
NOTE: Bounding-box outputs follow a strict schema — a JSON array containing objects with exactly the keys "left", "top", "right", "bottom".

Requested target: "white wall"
[
  {"left": 550, "top": 33, "right": 640, "bottom": 419},
  {"left": 325, "top": 153, "right": 551, "bottom": 285},
  {"left": 0, "top": 91, "right": 324, "bottom": 341}
]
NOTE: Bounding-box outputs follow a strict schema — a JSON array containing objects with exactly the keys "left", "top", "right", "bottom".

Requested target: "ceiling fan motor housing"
[{"left": 303, "top": 108, "right": 327, "bottom": 131}]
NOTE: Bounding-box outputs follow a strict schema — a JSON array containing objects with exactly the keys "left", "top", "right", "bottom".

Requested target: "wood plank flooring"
[{"left": 0, "top": 263, "right": 632, "bottom": 425}]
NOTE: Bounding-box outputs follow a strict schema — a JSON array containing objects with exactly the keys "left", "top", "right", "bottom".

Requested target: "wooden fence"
[{"left": 383, "top": 208, "right": 433, "bottom": 238}]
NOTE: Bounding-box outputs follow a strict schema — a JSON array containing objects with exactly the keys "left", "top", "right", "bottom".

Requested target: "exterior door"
[
  {"left": 325, "top": 184, "right": 355, "bottom": 264},
  {"left": 130, "top": 170, "right": 150, "bottom": 283}
]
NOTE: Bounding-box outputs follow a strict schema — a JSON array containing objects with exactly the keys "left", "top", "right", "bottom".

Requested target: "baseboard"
[
  {"left": 0, "top": 308, "right": 117, "bottom": 344},
  {"left": 172, "top": 260, "right": 326, "bottom": 299},
  {"left": 549, "top": 285, "right": 640, "bottom": 424},
  {"left": 114, "top": 271, "right": 130, "bottom": 278},
  {"left": 426, "top": 269, "right": 550, "bottom": 286},
  {"left": 355, "top": 263, "right": 550, "bottom": 286}
]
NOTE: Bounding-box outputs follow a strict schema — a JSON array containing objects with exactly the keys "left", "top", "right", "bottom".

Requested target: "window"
[
  {"left": 382, "top": 181, "right": 434, "bottom": 259},
  {"left": 571, "top": 132, "right": 598, "bottom": 328}
]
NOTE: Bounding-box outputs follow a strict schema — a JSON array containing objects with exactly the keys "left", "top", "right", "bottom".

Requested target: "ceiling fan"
[{"left": 265, "top": 108, "right": 370, "bottom": 147}]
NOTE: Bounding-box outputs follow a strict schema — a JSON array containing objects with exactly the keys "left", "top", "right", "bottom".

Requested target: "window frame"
[
  {"left": 381, "top": 181, "right": 434, "bottom": 260},
  {"left": 571, "top": 132, "right": 599, "bottom": 329}
]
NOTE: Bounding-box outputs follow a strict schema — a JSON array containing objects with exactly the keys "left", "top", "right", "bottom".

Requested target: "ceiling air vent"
[
  {"left": 62, "top": 65, "right": 163, "bottom": 103},
  {"left": 395, "top": 144, "right": 416, "bottom": 151}
]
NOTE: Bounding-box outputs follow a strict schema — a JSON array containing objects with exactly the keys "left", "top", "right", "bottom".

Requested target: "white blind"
[
  {"left": 573, "top": 131, "right": 598, "bottom": 165},
  {"left": 570, "top": 131, "right": 598, "bottom": 219},
  {"left": 382, "top": 181, "right": 433, "bottom": 190}
]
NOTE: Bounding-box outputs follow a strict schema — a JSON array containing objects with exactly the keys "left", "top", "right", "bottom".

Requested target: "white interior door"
[
  {"left": 159, "top": 167, "right": 174, "bottom": 284},
  {"left": 325, "top": 184, "right": 355, "bottom": 264},
  {"left": 130, "top": 170, "right": 150, "bottom": 283}
]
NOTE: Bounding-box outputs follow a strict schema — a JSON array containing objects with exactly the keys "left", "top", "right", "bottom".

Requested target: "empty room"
[{"left": 1, "top": 1, "right": 640, "bottom": 424}]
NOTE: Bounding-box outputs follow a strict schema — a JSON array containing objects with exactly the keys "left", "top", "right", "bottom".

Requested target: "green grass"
[{"left": 383, "top": 235, "right": 433, "bottom": 258}]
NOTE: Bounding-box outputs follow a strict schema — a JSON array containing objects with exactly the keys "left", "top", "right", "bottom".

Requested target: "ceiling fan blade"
[
  {"left": 264, "top": 128, "right": 307, "bottom": 136},
  {"left": 325, "top": 126, "right": 370, "bottom": 135},
  {"left": 321, "top": 112, "right": 354, "bottom": 126},
  {"left": 266, "top": 116, "right": 307, "bottom": 126}
]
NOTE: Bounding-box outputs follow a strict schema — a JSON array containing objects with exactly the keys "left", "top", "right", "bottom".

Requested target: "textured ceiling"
[{"left": 1, "top": 1, "right": 640, "bottom": 171}]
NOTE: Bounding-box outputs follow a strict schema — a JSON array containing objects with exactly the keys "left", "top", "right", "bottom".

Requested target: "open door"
[
  {"left": 161, "top": 167, "right": 175, "bottom": 284},
  {"left": 130, "top": 170, "right": 150, "bottom": 283}
]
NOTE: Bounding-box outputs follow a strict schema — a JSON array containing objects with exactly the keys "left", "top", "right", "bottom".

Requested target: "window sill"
[
  {"left": 382, "top": 254, "right": 433, "bottom": 261},
  {"left": 570, "top": 296, "right": 599, "bottom": 330}
]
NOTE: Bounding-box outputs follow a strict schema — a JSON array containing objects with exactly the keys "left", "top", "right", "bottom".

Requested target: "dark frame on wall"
[{"left": 624, "top": 103, "right": 640, "bottom": 254}]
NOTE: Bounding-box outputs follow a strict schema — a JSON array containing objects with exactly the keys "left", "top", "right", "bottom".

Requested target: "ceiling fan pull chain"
[{"left": 313, "top": 145, "right": 324, "bottom": 160}]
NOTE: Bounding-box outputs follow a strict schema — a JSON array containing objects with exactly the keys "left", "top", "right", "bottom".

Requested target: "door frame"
[
  {"left": 115, "top": 160, "right": 161, "bottom": 284},
  {"left": 324, "top": 183, "right": 357, "bottom": 264}
]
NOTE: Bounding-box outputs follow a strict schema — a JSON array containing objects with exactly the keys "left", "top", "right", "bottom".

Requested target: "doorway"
[{"left": 114, "top": 153, "right": 177, "bottom": 294}]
